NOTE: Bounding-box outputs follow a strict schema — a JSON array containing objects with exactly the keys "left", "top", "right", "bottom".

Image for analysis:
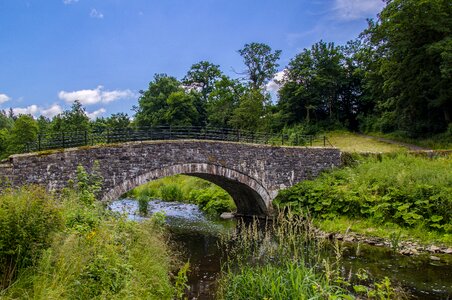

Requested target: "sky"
[{"left": 0, "top": 0, "right": 385, "bottom": 120}]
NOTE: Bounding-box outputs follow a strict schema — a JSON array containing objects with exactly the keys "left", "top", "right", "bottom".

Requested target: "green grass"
[
  {"left": 275, "top": 154, "right": 452, "bottom": 246},
  {"left": 0, "top": 186, "right": 182, "bottom": 299},
  {"left": 128, "top": 175, "right": 236, "bottom": 215},
  {"left": 217, "top": 214, "right": 403, "bottom": 299},
  {"left": 314, "top": 131, "right": 407, "bottom": 152},
  {"left": 369, "top": 131, "right": 452, "bottom": 150},
  {"left": 316, "top": 217, "right": 452, "bottom": 247}
]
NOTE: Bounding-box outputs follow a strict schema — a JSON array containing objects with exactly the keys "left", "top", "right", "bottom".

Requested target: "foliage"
[
  {"left": 238, "top": 42, "right": 282, "bottom": 90},
  {"left": 130, "top": 175, "right": 236, "bottom": 215},
  {"left": 51, "top": 100, "right": 90, "bottom": 133},
  {"left": 1, "top": 183, "right": 180, "bottom": 298},
  {"left": 160, "top": 184, "right": 184, "bottom": 202},
  {"left": 275, "top": 154, "right": 452, "bottom": 234},
  {"left": 0, "top": 187, "right": 63, "bottom": 289},
  {"left": 278, "top": 40, "right": 367, "bottom": 131},
  {"left": 363, "top": 0, "right": 452, "bottom": 135},
  {"left": 6, "top": 114, "right": 39, "bottom": 154},
  {"left": 134, "top": 74, "right": 183, "bottom": 127},
  {"left": 207, "top": 76, "right": 245, "bottom": 128},
  {"left": 72, "top": 161, "right": 103, "bottom": 206},
  {"left": 229, "top": 89, "right": 270, "bottom": 131},
  {"left": 164, "top": 91, "right": 200, "bottom": 126},
  {"left": 217, "top": 213, "right": 403, "bottom": 299}
]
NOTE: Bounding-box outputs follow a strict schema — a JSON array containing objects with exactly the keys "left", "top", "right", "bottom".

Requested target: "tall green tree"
[
  {"left": 134, "top": 74, "right": 182, "bottom": 127},
  {"left": 278, "top": 41, "right": 345, "bottom": 125},
  {"left": 230, "top": 89, "right": 270, "bottom": 131},
  {"left": 238, "top": 43, "right": 282, "bottom": 90},
  {"left": 51, "top": 100, "right": 90, "bottom": 133},
  {"left": 207, "top": 76, "right": 245, "bottom": 128},
  {"left": 364, "top": 0, "right": 452, "bottom": 134},
  {"left": 6, "top": 115, "right": 38, "bottom": 154},
  {"left": 183, "top": 61, "right": 223, "bottom": 126},
  {"left": 164, "top": 91, "right": 199, "bottom": 126},
  {"left": 183, "top": 61, "right": 222, "bottom": 102}
]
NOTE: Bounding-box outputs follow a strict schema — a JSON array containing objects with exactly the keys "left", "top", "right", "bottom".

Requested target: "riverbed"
[{"left": 109, "top": 199, "right": 452, "bottom": 299}]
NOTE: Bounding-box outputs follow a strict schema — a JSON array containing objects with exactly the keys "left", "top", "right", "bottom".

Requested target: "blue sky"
[{"left": 0, "top": 0, "right": 385, "bottom": 119}]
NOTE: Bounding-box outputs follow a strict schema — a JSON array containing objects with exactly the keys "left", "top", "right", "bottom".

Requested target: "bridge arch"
[{"left": 101, "top": 163, "right": 272, "bottom": 216}]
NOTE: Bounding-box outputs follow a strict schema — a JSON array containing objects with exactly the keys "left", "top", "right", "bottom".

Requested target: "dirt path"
[{"left": 356, "top": 134, "right": 432, "bottom": 151}]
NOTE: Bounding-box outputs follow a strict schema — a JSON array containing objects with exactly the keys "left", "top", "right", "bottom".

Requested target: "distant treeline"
[{"left": 1, "top": 0, "right": 450, "bottom": 159}]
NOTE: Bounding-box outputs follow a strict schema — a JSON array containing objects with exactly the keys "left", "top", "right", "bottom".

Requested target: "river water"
[{"left": 109, "top": 199, "right": 452, "bottom": 300}]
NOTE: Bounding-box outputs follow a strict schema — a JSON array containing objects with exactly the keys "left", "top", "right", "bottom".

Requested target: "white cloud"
[
  {"left": 41, "top": 104, "right": 63, "bottom": 118},
  {"left": 90, "top": 8, "right": 104, "bottom": 19},
  {"left": 12, "top": 105, "right": 39, "bottom": 116},
  {"left": 87, "top": 108, "right": 106, "bottom": 120},
  {"left": 58, "top": 86, "right": 135, "bottom": 106},
  {"left": 0, "top": 93, "right": 10, "bottom": 104},
  {"left": 334, "top": 0, "right": 385, "bottom": 20},
  {"left": 63, "top": 0, "right": 79, "bottom": 4},
  {"left": 266, "top": 70, "right": 286, "bottom": 93}
]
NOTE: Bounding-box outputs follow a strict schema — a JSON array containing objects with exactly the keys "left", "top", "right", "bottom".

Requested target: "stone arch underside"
[{"left": 101, "top": 163, "right": 272, "bottom": 216}]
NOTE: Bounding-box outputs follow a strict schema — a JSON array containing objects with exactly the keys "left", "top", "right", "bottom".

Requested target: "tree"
[
  {"left": 0, "top": 110, "right": 13, "bottom": 130},
  {"left": 238, "top": 43, "right": 282, "bottom": 90},
  {"left": 51, "top": 100, "right": 90, "bottom": 133},
  {"left": 364, "top": 0, "right": 452, "bottom": 134},
  {"left": 183, "top": 61, "right": 223, "bottom": 126},
  {"left": 207, "top": 76, "right": 245, "bottom": 128},
  {"left": 183, "top": 61, "right": 222, "bottom": 102},
  {"left": 164, "top": 91, "right": 199, "bottom": 126},
  {"left": 230, "top": 89, "right": 270, "bottom": 131},
  {"left": 278, "top": 41, "right": 345, "bottom": 125},
  {"left": 135, "top": 74, "right": 182, "bottom": 127},
  {"left": 6, "top": 115, "right": 38, "bottom": 154}
]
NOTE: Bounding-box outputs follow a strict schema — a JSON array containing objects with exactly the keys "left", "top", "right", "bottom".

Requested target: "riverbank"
[
  {"left": 275, "top": 153, "right": 452, "bottom": 253},
  {"left": 126, "top": 174, "right": 236, "bottom": 216},
  {"left": 0, "top": 182, "right": 182, "bottom": 298}
]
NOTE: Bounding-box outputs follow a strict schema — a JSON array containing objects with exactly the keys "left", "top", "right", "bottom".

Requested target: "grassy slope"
[{"left": 313, "top": 131, "right": 408, "bottom": 152}]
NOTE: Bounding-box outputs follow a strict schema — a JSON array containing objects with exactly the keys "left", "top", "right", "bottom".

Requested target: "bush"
[
  {"left": 160, "top": 184, "right": 184, "bottom": 202},
  {"left": 0, "top": 187, "right": 63, "bottom": 288},
  {"left": 275, "top": 154, "right": 452, "bottom": 232}
]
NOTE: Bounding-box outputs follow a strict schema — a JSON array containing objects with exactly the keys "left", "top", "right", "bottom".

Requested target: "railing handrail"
[{"left": 24, "top": 126, "right": 333, "bottom": 153}]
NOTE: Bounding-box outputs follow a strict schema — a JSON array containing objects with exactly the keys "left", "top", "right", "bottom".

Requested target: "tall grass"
[
  {"left": 217, "top": 213, "right": 403, "bottom": 299},
  {"left": 0, "top": 186, "right": 183, "bottom": 299},
  {"left": 0, "top": 187, "right": 63, "bottom": 289}
]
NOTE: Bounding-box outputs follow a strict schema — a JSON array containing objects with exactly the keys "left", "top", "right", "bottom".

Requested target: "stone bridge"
[{"left": 0, "top": 140, "right": 341, "bottom": 216}]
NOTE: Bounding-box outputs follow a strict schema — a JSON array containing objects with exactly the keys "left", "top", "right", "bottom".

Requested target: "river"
[{"left": 109, "top": 199, "right": 452, "bottom": 300}]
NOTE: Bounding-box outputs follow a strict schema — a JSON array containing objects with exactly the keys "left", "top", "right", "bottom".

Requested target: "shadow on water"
[{"left": 110, "top": 199, "right": 452, "bottom": 300}]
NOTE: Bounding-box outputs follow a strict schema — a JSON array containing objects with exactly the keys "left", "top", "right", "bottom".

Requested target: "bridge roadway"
[{"left": 0, "top": 140, "right": 341, "bottom": 216}]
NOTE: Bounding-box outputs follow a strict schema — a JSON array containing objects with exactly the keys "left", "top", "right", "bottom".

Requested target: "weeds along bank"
[
  {"left": 0, "top": 186, "right": 183, "bottom": 299},
  {"left": 217, "top": 214, "right": 404, "bottom": 299},
  {"left": 126, "top": 175, "right": 236, "bottom": 216},
  {"left": 275, "top": 153, "right": 452, "bottom": 246}
]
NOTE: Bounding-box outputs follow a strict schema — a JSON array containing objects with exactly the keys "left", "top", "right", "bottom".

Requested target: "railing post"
[
  {"left": 323, "top": 136, "right": 326, "bottom": 147},
  {"left": 169, "top": 125, "right": 172, "bottom": 140},
  {"left": 106, "top": 130, "right": 110, "bottom": 144},
  {"left": 38, "top": 134, "right": 41, "bottom": 151},
  {"left": 281, "top": 133, "right": 284, "bottom": 145},
  {"left": 61, "top": 132, "right": 65, "bottom": 148},
  {"left": 84, "top": 130, "right": 88, "bottom": 145},
  {"left": 310, "top": 135, "right": 313, "bottom": 146}
]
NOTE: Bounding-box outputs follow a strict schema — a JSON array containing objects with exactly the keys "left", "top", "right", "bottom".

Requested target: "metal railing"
[{"left": 24, "top": 126, "right": 333, "bottom": 153}]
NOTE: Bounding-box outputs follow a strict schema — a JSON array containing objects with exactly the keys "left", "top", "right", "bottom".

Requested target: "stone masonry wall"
[{"left": 0, "top": 140, "right": 341, "bottom": 215}]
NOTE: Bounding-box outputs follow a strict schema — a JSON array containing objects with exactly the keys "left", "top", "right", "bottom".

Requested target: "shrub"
[
  {"left": 160, "top": 184, "right": 184, "bottom": 202},
  {"left": 275, "top": 154, "right": 452, "bottom": 232},
  {"left": 0, "top": 187, "right": 63, "bottom": 288}
]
